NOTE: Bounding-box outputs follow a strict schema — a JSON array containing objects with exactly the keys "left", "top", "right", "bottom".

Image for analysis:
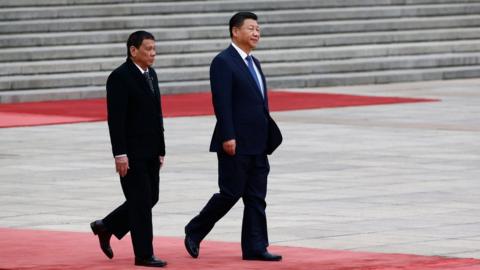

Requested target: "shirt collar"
[
  {"left": 231, "top": 42, "right": 251, "bottom": 61},
  {"left": 132, "top": 61, "right": 148, "bottom": 74}
]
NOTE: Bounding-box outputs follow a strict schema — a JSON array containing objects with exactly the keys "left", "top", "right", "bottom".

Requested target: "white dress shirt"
[{"left": 231, "top": 42, "right": 264, "bottom": 94}]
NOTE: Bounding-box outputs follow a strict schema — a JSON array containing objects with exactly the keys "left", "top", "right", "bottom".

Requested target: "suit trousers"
[
  {"left": 102, "top": 157, "right": 160, "bottom": 259},
  {"left": 185, "top": 152, "right": 270, "bottom": 256}
]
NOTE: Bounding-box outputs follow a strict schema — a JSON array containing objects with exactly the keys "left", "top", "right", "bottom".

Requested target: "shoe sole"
[
  {"left": 135, "top": 262, "right": 168, "bottom": 267},
  {"left": 242, "top": 256, "right": 282, "bottom": 261}
]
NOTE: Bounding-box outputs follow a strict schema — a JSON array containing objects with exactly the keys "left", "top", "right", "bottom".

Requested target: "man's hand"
[
  {"left": 222, "top": 139, "right": 236, "bottom": 156},
  {"left": 159, "top": 156, "right": 165, "bottom": 169},
  {"left": 115, "top": 156, "right": 129, "bottom": 177}
]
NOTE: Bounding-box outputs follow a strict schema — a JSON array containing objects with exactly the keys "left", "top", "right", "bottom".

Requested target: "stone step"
[
  {"left": 2, "top": 28, "right": 479, "bottom": 63},
  {"left": 1, "top": 53, "right": 479, "bottom": 91},
  {"left": 3, "top": 64, "right": 479, "bottom": 103},
  {"left": 2, "top": 40, "right": 480, "bottom": 76},
  {"left": 165, "top": 64, "right": 480, "bottom": 92},
  {"left": 267, "top": 65, "right": 480, "bottom": 88},
  {"left": 1, "top": 0, "right": 479, "bottom": 103},
  {"left": 0, "top": 86, "right": 107, "bottom": 103},
  {"left": 2, "top": 4, "right": 480, "bottom": 34},
  {"left": 0, "top": 0, "right": 195, "bottom": 8},
  {"left": 3, "top": 0, "right": 480, "bottom": 20},
  {"left": 3, "top": 15, "right": 480, "bottom": 48},
  {"left": 267, "top": 53, "right": 480, "bottom": 77},
  {"left": 3, "top": 0, "right": 480, "bottom": 8}
]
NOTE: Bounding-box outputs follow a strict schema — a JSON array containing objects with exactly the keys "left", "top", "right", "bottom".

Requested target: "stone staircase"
[{"left": 1, "top": 0, "right": 480, "bottom": 102}]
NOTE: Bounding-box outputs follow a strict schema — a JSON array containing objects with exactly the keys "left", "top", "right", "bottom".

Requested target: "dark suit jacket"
[
  {"left": 209, "top": 45, "right": 282, "bottom": 155},
  {"left": 106, "top": 58, "right": 165, "bottom": 159}
]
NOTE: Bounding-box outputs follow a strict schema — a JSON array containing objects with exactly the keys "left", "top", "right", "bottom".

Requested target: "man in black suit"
[
  {"left": 184, "top": 12, "right": 283, "bottom": 261},
  {"left": 90, "top": 31, "right": 167, "bottom": 268}
]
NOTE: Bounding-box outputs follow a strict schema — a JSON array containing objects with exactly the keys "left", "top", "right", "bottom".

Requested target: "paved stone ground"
[{"left": 0, "top": 79, "right": 479, "bottom": 259}]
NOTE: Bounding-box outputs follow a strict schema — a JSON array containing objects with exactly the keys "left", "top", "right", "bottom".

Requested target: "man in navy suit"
[
  {"left": 184, "top": 12, "right": 283, "bottom": 261},
  {"left": 90, "top": 31, "right": 167, "bottom": 268}
]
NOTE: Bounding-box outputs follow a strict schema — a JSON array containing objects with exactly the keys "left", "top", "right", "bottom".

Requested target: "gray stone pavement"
[{"left": 0, "top": 78, "right": 479, "bottom": 259}]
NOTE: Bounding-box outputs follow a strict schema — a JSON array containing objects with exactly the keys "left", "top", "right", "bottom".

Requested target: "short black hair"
[
  {"left": 126, "top": 30, "right": 155, "bottom": 57},
  {"left": 229, "top": 12, "right": 258, "bottom": 38}
]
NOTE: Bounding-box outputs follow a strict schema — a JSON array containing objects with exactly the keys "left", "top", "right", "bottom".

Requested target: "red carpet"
[
  {"left": 0, "top": 228, "right": 478, "bottom": 270},
  {"left": 0, "top": 91, "right": 437, "bottom": 128}
]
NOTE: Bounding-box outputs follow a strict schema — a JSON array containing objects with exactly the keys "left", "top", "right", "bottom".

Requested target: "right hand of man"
[
  {"left": 222, "top": 139, "right": 236, "bottom": 156},
  {"left": 115, "top": 156, "right": 129, "bottom": 177}
]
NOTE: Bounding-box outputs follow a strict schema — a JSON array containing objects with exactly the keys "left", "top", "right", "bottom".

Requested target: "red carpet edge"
[{"left": 0, "top": 91, "right": 438, "bottom": 128}]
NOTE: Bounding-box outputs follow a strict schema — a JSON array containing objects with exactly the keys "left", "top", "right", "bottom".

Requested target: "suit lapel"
[
  {"left": 227, "top": 46, "right": 265, "bottom": 102},
  {"left": 126, "top": 59, "right": 159, "bottom": 107}
]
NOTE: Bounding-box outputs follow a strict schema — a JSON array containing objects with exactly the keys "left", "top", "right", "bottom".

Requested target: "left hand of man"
[
  {"left": 159, "top": 156, "right": 165, "bottom": 169},
  {"left": 222, "top": 139, "right": 236, "bottom": 156},
  {"left": 115, "top": 155, "right": 129, "bottom": 177}
]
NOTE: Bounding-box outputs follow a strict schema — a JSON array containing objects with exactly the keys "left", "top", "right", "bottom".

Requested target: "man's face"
[
  {"left": 233, "top": 19, "right": 260, "bottom": 51},
  {"left": 130, "top": 38, "right": 156, "bottom": 69}
]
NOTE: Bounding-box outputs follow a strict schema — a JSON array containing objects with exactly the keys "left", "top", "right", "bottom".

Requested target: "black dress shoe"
[
  {"left": 184, "top": 234, "right": 199, "bottom": 258},
  {"left": 243, "top": 251, "right": 282, "bottom": 261},
  {"left": 135, "top": 256, "right": 167, "bottom": 267},
  {"left": 90, "top": 220, "right": 113, "bottom": 259}
]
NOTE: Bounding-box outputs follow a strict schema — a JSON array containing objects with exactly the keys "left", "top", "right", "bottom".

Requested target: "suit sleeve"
[
  {"left": 106, "top": 71, "right": 128, "bottom": 157},
  {"left": 151, "top": 69, "right": 166, "bottom": 156},
  {"left": 210, "top": 56, "right": 235, "bottom": 141}
]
